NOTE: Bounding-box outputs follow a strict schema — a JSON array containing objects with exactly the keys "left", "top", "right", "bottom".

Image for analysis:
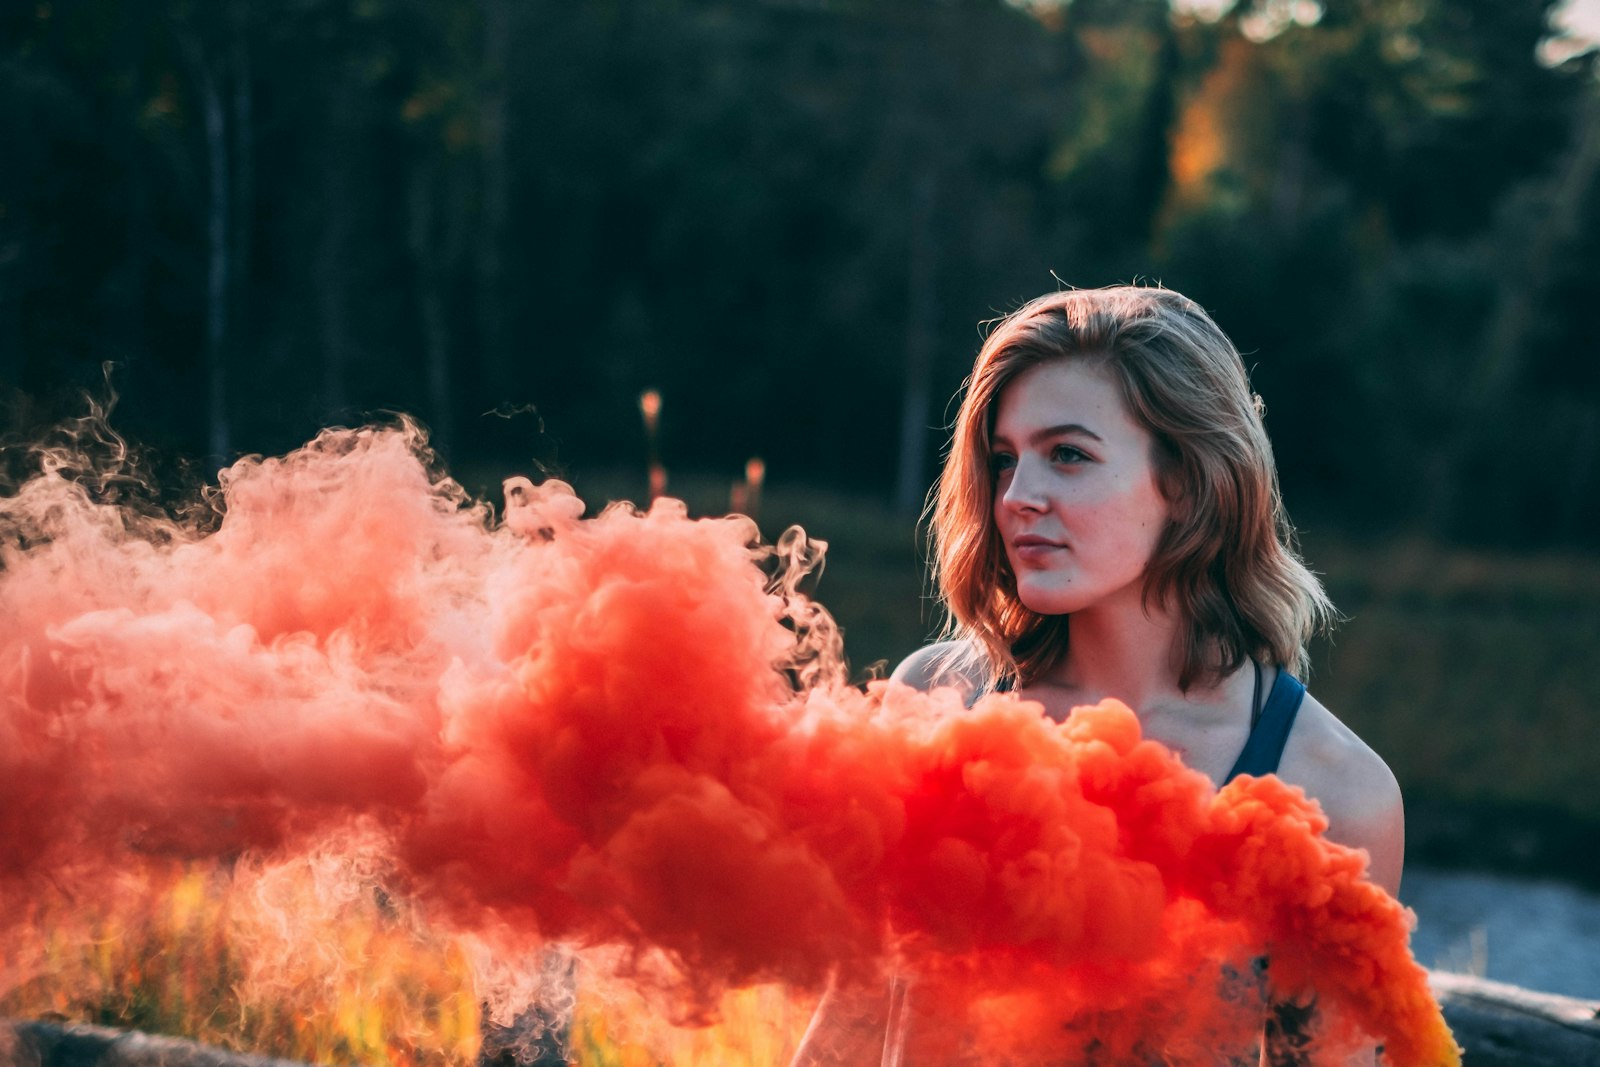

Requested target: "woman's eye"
[
  {"left": 1051, "top": 444, "right": 1090, "bottom": 464},
  {"left": 989, "top": 453, "right": 1016, "bottom": 475}
]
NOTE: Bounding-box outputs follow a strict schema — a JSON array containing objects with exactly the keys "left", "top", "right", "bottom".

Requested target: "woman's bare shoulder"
[
  {"left": 889, "top": 639, "right": 988, "bottom": 695},
  {"left": 1278, "top": 689, "right": 1406, "bottom": 895}
]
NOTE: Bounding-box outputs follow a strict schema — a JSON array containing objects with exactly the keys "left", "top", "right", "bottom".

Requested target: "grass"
[
  {"left": 0, "top": 861, "right": 812, "bottom": 1067},
  {"left": 1302, "top": 533, "right": 1600, "bottom": 886},
  {"left": 0, "top": 863, "right": 481, "bottom": 1067}
]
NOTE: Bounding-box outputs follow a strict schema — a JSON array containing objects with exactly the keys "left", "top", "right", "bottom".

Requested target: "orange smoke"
[{"left": 0, "top": 421, "right": 1458, "bottom": 1066}]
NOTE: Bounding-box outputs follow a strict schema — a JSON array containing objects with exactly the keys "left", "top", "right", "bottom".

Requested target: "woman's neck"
[{"left": 1031, "top": 596, "right": 1193, "bottom": 715}]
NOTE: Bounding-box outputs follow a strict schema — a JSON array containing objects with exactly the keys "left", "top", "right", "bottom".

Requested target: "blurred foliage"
[{"left": 3, "top": 0, "right": 1598, "bottom": 546}]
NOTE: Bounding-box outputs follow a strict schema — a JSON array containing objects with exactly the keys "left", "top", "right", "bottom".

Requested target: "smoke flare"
[{"left": 0, "top": 421, "right": 1458, "bottom": 1065}]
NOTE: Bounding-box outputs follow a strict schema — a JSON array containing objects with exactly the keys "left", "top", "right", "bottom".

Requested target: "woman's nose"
[{"left": 1000, "top": 457, "right": 1048, "bottom": 511}]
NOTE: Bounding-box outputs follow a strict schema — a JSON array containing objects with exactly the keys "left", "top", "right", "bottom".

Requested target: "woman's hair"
[{"left": 930, "top": 285, "right": 1334, "bottom": 690}]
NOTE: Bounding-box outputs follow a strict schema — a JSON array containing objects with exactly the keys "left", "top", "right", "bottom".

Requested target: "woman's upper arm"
[
  {"left": 1329, "top": 760, "right": 1405, "bottom": 898},
  {"left": 888, "top": 639, "right": 982, "bottom": 694},
  {"left": 1280, "top": 696, "right": 1407, "bottom": 897}
]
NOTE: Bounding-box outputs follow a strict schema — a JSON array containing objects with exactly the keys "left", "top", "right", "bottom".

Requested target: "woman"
[{"left": 792, "top": 285, "right": 1402, "bottom": 1066}]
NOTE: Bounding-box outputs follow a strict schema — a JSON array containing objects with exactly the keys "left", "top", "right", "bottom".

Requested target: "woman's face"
[{"left": 990, "top": 358, "right": 1170, "bottom": 617}]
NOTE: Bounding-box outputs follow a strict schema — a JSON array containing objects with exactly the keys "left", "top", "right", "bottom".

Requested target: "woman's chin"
[{"left": 1016, "top": 583, "right": 1086, "bottom": 617}]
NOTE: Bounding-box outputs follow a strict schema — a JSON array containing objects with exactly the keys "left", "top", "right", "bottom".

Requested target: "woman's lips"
[{"left": 1011, "top": 536, "right": 1066, "bottom": 565}]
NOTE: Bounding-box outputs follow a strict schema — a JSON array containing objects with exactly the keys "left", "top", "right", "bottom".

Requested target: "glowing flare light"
[{"left": 0, "top": 422, "right": 1459, "bottom": 1066}]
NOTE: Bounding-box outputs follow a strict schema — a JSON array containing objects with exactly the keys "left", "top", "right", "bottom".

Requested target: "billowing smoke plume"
[{"left": 0, "top": 420, "right": 1458, "bottom": 1066}]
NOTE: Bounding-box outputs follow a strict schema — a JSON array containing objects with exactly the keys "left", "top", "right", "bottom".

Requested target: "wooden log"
[
  {"left": 9, "top": 972, "right": 1600, "bottom": 1067},
  {"left": 0, "top": 1019, "right": 318, "bottom": 1067},
  {"left": 1430, "top": 971, "right": 1600, "bottom": 1066}
]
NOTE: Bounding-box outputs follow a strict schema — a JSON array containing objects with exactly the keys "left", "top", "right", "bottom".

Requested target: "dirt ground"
[{"left": 1403, "top": 866, "right": 1600, "bottom": 1000}]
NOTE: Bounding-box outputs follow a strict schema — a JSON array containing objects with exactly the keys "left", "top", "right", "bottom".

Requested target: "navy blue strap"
[{"left": 1225, "top": 668, "right": 1306, "bottom": 784}]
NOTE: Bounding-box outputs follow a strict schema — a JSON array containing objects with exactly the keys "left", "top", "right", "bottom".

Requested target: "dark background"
[
  {"left": 4, "top": 0, "right": 1599, "bottom": 543},
  {"left": 4, "top": 0, "right": 1600, "bottom": 891}
]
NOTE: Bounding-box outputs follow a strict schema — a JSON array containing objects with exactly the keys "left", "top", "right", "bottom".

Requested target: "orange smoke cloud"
[{"left": 0, "top": 421, "right": 1458, "bottom": 1066}]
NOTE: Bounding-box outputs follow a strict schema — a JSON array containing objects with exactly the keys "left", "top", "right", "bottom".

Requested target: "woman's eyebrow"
[{"left": 991, "top": 423, "right": 1104, "bottom": 448}]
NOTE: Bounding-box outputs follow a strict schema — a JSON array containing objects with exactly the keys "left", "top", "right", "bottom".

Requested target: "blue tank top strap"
[{"left": 1224, "top": 667, "right": 1306, "bottom": 784}]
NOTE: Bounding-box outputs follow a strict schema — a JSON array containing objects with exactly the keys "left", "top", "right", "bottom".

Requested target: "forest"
[
  {"left": 5, "top": 9, "right": 1600, "bottom": 1048},
  {"left": 4, "top": 0, "right": 1598, "bottom": 547}
]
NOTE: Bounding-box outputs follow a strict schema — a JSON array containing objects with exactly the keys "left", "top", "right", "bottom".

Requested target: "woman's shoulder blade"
[{"left": 889, "top": 639, "right": 986, "bottom": 694}]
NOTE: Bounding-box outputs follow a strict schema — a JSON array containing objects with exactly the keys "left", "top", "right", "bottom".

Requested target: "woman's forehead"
[{"left": 991, "top": 359, "right": 1142, "bottom": 441}]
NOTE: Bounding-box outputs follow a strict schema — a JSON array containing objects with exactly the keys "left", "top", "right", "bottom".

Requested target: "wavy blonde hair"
[{"left": 931, "top": 285, "right": 1333, "bottom": 690}]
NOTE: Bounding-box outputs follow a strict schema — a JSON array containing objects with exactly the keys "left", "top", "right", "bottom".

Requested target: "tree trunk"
[
  {"left": 229, "top": 0, "right": 254, "bottom": 387},
  {"left": 1428, "top": 78, "right": 1600, "bottom": 535},
  {"left": 1270, "top": 101, "right": 1310, "bottom": 233},
  {"left": 407, "top": 160, "right": 457, "bottom": 455},
  {"left": 1475, "top": 81, "right": 1600, "bottom": 402},
  {"left": 1558, "top": 401, "right": 1600, "bottom": 541},
  {"left": 478, "top": 0, "right": 512, "bottom": 397},
  {"left": 175, "top": 25, "right": 233, "bottom": 468},
  {"left": 893, "top": 170, "right": 937, "bottom": 517},
  {"left": 314, "top": 73, "right": 357, "bottom": 421}
]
